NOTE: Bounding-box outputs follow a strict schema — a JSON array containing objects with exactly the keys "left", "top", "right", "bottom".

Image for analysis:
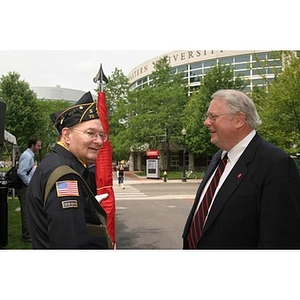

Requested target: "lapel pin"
[{"left": 237, "top": 173, "right": 242, "bottom": 179}]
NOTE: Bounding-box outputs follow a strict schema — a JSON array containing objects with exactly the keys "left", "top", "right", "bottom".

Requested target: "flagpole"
[
  {"left": 99, "top": 65, "right": 103, "bottom": 92},
  {"left": 93, "top": 64, "right": 116, "bottom": 248}
]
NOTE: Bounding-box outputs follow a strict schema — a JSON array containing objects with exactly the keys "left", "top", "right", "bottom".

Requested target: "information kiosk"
[{"left": 146, "top": 150, "right": 160, "bottom": 179}]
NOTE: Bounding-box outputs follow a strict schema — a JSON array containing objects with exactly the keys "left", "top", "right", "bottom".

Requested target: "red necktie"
[{"left": 187, "top": 154, "right": 228, "bottom": 249}]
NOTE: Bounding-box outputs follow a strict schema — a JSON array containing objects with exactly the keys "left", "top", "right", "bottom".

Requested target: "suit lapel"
[{"left": 202, "top": 134, "right": 261, "bottom": 236}]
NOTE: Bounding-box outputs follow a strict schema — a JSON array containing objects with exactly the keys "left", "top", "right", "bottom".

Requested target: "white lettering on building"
[{"left": 128, "top": 50, "right": 223, "bottom": 81}]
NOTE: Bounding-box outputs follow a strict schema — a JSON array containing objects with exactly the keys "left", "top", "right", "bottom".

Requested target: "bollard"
[
  {"left": 163, "top": 171, "right": 167, "bottom": 182},
  {"left": 0, "top": 173, "right": 8, "bottom": 247}
]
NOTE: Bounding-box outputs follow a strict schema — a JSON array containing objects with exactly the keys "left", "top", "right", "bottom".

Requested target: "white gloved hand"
[{"left": 95, "top": 193, "right": 109, "bottom": 203}]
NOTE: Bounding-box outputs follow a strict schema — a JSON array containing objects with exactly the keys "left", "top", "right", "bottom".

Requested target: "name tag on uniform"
[
  {"left": 56, "top": 180, "right": 79, "bottom": 197},
  {"left": 62, "top": 200, "right": 78, "bottom": 209}
]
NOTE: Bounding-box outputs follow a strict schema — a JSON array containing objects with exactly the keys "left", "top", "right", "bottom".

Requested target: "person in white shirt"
[{"left": 17, "top": 138, "right": 42, "bottom": 242}]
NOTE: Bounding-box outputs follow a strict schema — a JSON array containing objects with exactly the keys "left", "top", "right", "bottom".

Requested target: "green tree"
[
  {"left": 257, "top": 51, "right": 300, "bottom": 154},
  {"left": 103, "top": 68, "right": 129, "bottom": 119},
  {"left": 123, "top": 56, "right": 188, "bottom": 169},
  {"left": 182, "top": 63, "right": 246, "bottom": 158},
  {"left": 0, "top": 72, "right": 43, "bottom": 151},
  {"left": 36, "top": 99, "right": 71, "bottom": 155},
  {"left": 101, "top": 68, "right": 130, "bottom": 162}
]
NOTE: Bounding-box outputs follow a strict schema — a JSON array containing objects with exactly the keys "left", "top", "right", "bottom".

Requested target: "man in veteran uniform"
[{"left": 26, "top": 92, "right": 112, "bottom": 249}]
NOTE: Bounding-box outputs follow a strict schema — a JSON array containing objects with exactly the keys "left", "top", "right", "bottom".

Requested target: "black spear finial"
[{"left": 93, "top": 63, "right": 108, "bottom": 92}]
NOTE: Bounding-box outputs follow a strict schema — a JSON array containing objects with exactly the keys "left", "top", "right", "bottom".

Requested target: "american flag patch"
[{"left": 56, "top": 180, "right": 79, "bottom": 197}]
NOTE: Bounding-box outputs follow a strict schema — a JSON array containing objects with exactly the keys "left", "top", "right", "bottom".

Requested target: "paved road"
[{"left": 113, "top": 172, "right": 200, "bottom": 249}]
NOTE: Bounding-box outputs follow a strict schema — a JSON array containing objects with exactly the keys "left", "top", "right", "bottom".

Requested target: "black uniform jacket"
[
  {"left": 26, "top": 143, "right": 107, "bottom": 249},
  {"left": 183, "top": 134, "right": 300, "bottom": 249}
]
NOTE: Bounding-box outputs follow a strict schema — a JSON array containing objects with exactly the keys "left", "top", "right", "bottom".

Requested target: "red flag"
[{"left": 95, "top": 91, "right": 116, "bottom": 248}]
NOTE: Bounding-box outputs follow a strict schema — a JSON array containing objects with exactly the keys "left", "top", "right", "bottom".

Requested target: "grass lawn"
[{"left": 1, "top": 196, "right": 32, "bottom": 250}]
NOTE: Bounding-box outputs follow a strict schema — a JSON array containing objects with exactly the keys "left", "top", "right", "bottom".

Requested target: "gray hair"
[{"left": 211, "top": 89, "right": 262, "bottom": 128}]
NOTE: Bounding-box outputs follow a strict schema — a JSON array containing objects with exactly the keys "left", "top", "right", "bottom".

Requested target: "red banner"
[{"left": 95, "top": 91, "right": 116, "bottom": 248}]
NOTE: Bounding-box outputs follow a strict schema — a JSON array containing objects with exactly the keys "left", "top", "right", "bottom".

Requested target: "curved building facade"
[
  {"left": 128, "top": 50, "right": 282, "bottom": 95},
  {"left": 127, "top": 50, "right": 283, "bottom": 172}
]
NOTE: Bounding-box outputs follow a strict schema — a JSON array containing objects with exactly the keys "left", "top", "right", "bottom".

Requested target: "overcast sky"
[
  {"left": 1, "top": 1, "right": 297, "bottom": 96},
  {"left": 0, "top": 50, "right": 169, "bottom": 92}
]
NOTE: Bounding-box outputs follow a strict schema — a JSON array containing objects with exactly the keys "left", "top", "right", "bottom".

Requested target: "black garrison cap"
[{"left": 50, "top": 91, "right": 99, "bottom": 134}]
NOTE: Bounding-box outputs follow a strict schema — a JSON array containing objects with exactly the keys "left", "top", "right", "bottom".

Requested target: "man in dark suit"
[{"left": 183, "top": 89, "right": 300, "bottom": 249}]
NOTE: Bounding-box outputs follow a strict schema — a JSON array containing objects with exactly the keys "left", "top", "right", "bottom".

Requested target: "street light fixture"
[{"left": 182, "top": 128, "right": 187, "bottom": 182}]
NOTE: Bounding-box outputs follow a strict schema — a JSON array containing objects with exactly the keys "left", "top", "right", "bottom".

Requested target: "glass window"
[
  {"left": 203, "top": 60, "right": 216, "bottom": 67},
  {"left": 235, "top": 55, "right": 250, "bottom": 63},
  {"left": 190, "top": 76, "right": 200, "bottom": 83},
  {"left": 267, "top": 65, "right": 282, "bottom": 74},
  {"left": 252, "top": 68, "right": 266, "bottom": 76},
  {"left": 252, "top": 78, "right": 265, "bottom": 85},
  {"left": 190, "top": 69, "right": 201, "bottom": 76},
  {"left": 266, "top": 52, "right": 280, "bottom": 60},
  {"left": 190, "top": 62, "right": 202, "bottom": 69},
  {"left": 177, "top": 65, "right": 188, "bottom": 72},
  {"left": 267, "top": 59, "right": 281, "bottom": 66},
  {"left": 253, "top": 53, "right": 266, "bottom": 61},
  {"left": 235, "top": 62, "right": 250, "bottom": 70},
  {"left": 219, "top": 57, "right": 233, "bottom": 64},
  {"left": 203, "top": 67, "right": 214, "bottom": 74},
  {"left": 235, "top": 70, "right": 250, "bottom": 76},
  {"left": 252, "top": 61, "right": 264, "bottom": 68}
]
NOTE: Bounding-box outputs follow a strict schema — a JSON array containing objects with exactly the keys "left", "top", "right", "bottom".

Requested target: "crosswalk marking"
[
  {"left": 113, "top": 185, "right": 194, "bottom": 201},
  {"left": 114, "top": 185, "right": 147, "bottom": 200},
  {"left": 115, "top": 193, "right": 147, "bottom": 199}
]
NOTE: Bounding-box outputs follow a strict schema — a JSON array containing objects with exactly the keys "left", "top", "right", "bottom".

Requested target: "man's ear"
[
  {"left": 235, "top": 112, "right": 246, "bottom": 129},
  {"left": 61, "top": 127, "right": 72, "bottom": 144}
]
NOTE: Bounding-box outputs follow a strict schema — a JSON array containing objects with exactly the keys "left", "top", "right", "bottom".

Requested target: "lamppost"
[{"left": 182, "top": 128, "right": 187, "bottom": 182}]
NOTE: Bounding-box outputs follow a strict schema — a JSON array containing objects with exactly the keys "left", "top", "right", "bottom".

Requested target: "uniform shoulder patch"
[{"left": 56, "top": 180, "right": 79, "bottom": 197}]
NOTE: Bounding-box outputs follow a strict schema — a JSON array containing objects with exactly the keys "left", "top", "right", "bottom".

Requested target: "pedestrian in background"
[
  {"left": 17, "top": 137, "right": 42, "bottom": 242},
  {"left": 183, "top": 89, "right": 300, "bottom": 249},
  {"left": 117, "top": 165, "right": 125, "bottom": 189}
]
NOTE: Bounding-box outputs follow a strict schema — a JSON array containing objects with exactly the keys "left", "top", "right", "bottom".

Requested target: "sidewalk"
[
  {"left": 113, "top": 171, "right": 200, "bottom": 185},
  {"left": 112, "top": 171, "right": 199, "bottom": 201}
]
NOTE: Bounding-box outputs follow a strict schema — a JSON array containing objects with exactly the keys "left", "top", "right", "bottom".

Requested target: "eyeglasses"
[
  {"left": 205, "top": 113, "right": 231, "bottom": 123},
  {"left": 71, "top": 129, "right": 108, "bottom": 142}
]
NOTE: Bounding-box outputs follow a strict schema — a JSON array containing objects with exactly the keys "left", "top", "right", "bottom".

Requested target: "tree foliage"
[
  {"left": 255, "top": 51, "right": 300, "bottom": 154},
  {"left": 108, "top": 56, "right": 188, "bottom": 164},
  {"left": 0, "top": 71, "right": 71, "bottom": 156},
  {"left": 101, "top": 68, "right": 130, "bottom": 161},
  {"left": 126, "top": 57, "right": 188, "bottom": 151},
  {"left": 0, "top": 72, "right": 43, "bottom": 151},
  {"left": 36, "top": 99, "right": 71, "bottom": 154}
]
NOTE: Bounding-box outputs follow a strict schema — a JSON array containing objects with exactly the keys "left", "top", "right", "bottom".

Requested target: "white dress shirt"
[
  {"left": 193, "top": 130, "right": 256, "bottom": 223},
  {"left": 17, "top": 148, "right": 35, "bottom": 186}
]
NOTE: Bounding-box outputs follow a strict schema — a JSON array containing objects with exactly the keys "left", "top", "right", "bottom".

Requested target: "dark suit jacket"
[{"left": 183, "top": 133, "right": 300, "bottom": 249}]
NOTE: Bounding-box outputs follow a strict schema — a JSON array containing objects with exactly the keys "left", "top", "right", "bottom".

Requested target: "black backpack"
[{"left": 5, "top": 166, "right": 24, "bottom": 189}]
